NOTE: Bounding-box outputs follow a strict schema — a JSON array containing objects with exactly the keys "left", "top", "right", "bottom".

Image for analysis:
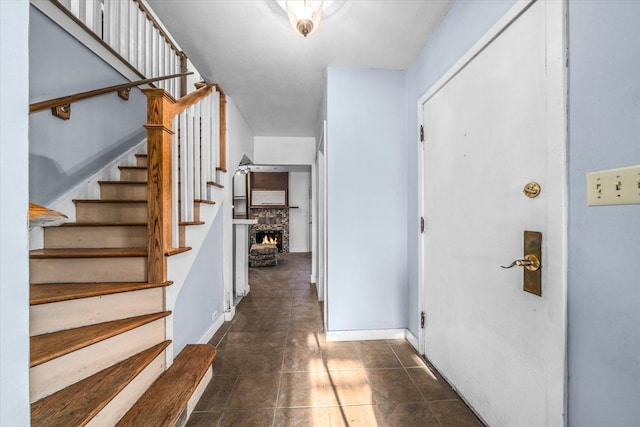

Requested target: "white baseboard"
[
  {"left": 224, "top": 306, "right": 236, "bottom": 321},
  {"left": 405, "top": 330, "right": 420, "bottom": 351},
  {"left": 198, "top": 314, "right": 225, "bottom": 345},
  {"left": 326, "top": 328, "right": 407, "bottom": 342},
  {"left": 309, "top": 274, "right": 316, "bottom": 284}
]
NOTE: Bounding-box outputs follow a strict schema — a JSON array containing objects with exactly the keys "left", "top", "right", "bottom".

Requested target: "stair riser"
[
  {"left": 44, "top": 226, "right": 147, "bottom": 249},
  {"left": 187, "top": 366, "right": 213, "bottom": 418},
  {"left": 30, "top": 288, "right": 163, "bottom": 335},
  {"left": 30, "top": 257, "right": 147, "bottom": 284},
  {"left": 75, "top": 202, "right": 147, "bottom": 223},
  {"left": 100, "top": 184, "right": 148, "bottom": 201},
  {"left": 120, "top": 169, "right": 147, "bottom": 182},
  {"left": 87, "top": 350, "right": 165, "bottom": 427},
  {"left": 30, "top": 319, "right": 166, "bottom": 403},
  {"left": 136, "top": 156, "right": 148, "bottom": 167}
]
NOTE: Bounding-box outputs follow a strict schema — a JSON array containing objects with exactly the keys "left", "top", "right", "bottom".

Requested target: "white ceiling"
[{"left": 147, "top": 0, "right": 452, "bottom": 137}]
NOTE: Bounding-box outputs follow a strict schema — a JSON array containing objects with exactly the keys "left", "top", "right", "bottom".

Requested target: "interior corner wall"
[
  {"left": 227, "top": 96, "right": 255, "bottom": 171},
  {"left": 173, "top": 212, "right": 224, "bottom": 354},
  {"left": 29, "top": 6, "right": 147, "bottom": 206},
  {"left": 0, "top": 1, "right": 31, "bottom": 425},
  {"left": 326, "top": 67, "right": 407, "bottom": 331},
  {"left": 404, "top": 0, "right": 517, "bottom": 336},
  {"left": 567, "top": 1, "right": 640, "bottom": 425}
]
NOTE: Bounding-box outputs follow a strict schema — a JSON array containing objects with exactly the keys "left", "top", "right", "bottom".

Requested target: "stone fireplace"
[{"left": 249, "top": 208, "right": 289, "bottom": 253}]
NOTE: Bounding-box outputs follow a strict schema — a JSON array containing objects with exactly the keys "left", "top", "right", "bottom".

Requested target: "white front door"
[{"left": 419, "top": 1, "right": 566, "bottom": 425}]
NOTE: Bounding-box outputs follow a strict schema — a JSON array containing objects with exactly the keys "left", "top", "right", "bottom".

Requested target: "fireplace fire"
[{"left": 256, "top": 231, "right": 283, "bottom": 252}]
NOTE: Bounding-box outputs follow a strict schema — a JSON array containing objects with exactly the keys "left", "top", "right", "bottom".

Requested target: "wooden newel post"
[{"left": 143, "top": 88, "right": 176, "bottom": 283}]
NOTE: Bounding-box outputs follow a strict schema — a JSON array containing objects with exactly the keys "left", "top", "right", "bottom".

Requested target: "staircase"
[{"left": 29, "top": 152, "right": 218, "bottom": 426}]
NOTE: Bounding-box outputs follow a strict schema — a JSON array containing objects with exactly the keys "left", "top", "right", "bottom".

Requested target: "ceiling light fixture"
[
  {"left": 267, "top": 1, "right": 347, "bottom": 37},
  {"left": 286, "top": 0, "right": 323, "bottom": 37}
]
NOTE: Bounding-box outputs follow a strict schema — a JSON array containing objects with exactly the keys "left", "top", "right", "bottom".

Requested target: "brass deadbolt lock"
[{"left": 523, "top": 182, "right": 541, "bottom": 198}]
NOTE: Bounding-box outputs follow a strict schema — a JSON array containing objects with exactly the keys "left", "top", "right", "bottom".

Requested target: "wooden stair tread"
[
  {"left": 31, "top": 311, "right": 171, "bottom": 367},
  {"left": 30, "top": 247, "right": 147, "bottom": 259},
  {"left": 135, "top": 154, "right": 147, "bottom": 158},
  {"left": 98, "top": 181, "right": 147, "bottom": 185},
  {"left": 207, "top": 181, "right": 224, "bottom": 188},
  {"left": 117, "top": 344, "right": 216, "bottom": 427},
  {"left": 29, "top": 203, "right": 68, "bottom": 228},
  {"left": 166, "top": 247, "right": 191, "bottom": 256},
  {"left": 194, "top": 199, "right": 216, "bottom": 205},
  {"left": 73, "top": 199, "right": 147, "bottom": 204},
  {"left": 179, "top": 221, "right": 205, "bottom": 226},
  {"left": 31, "top": 341, "right": 170, "bottom": 427},
  {"left": 59, "top": 222, "right": 147, "bottom": 227},
  {"left": 30, "top": 282, "right": 171, "bottom": 305},
  {"left": 118, "top": 166, "right": 147, "bottom": 170}
]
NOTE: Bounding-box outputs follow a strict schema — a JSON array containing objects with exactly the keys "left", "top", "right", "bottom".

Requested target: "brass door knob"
[{"left": 501, "top": 254, "right": 541, "bottom": 272}]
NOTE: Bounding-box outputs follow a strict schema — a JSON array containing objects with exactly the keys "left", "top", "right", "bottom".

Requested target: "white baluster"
[
  {"left": 145, "top": 19, "right": 152, "bottom": 78},
  {"left": 193, "top": 101, "right": 201, "bottom": 201},
  {"left": 212, "top": 90, "right": 220, "bottom": 172},
  {"left": 179, "top": 111, "right": 188, "bottom": 222},
  {"left": 172, "top": 115, "right": 180, "bottom": 248},
  {"left": 137, "top": 8, "right": 145, "bottom": 74},
  {"left": 69, "top": 0, "right": 80, "bottom": 19},
  {"left": 185, "top": 106, "right": 195, "bottom": 221},
  {"left": 201, "top": 95, "right": 211, "bottom": 199},
  {"left": 118, "top": 1, "right": 128, "bottom": 59},
  {"left": 152, "top": 27, "right": 160, "bottom": 78},
  {"left": 128, "top": 1, "right": 137, "bottom": 66}
]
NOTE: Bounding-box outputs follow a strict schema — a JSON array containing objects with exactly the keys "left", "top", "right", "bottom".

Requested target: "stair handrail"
[
  {"left": 144, "top": 84, "right": 227, "bottom": 283},
  {"left": 29, "top": 72, "right": 193, "bottom": 119}
]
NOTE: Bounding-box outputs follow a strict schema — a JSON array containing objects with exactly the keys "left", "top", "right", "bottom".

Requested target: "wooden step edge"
[
  {"left": 30, "top": 311, "right": 171, "bottom": 368},
  {"left": 116, "top": 344, "right": 216, "bottom": 427},
  {"left": 73, "top": 199, "right": 147, "bottom": 204},
  {"left": 216, "top": 167, "right": 227, "bottom": 172},
  {"left": 166, "top": 247, "right": 191, "bottom": 256},
  {"left": 194, "top": 199, "right": 216, "bottom": 205},
  {"left": 98, "top": 181, "right": 148, "bottom": 185},
  {"left": 135, "top": 154, "right": 147, "bottom": 158},
  {"left": 30, "top": 281, "right": 172, "bottom": 306},
  {"left": 206, "top": 181, "right": 224, "bottom": 189},
  {"left": 29, "top": 203, "right": 68, "bottom": 228},
  {"left": 30, "top": 247, "right": 148, "bottom": 259},
  {"left": 58, "top": 222, "right": 147, "bottom": 228},
  {"left": 179, "top": 221, "right": 205, "bottom": 226},
  {"left": 31, "top": 341, "right": 171, "bottom": 427},
  {"left": 118, "top": 166, "right": 147, "bottom": 170}
]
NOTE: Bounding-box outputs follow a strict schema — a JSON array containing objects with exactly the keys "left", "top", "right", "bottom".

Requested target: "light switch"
[{"left": 586, "top": 165, "right": 640, "bottom": 206}]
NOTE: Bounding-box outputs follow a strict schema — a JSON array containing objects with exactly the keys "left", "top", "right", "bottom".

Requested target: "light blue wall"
[
  {"left": 326, "top": 67, "right": 407, "bottom": 331},
  {"left": 29, "top": 6, "right": 147, "bottom": 205},
  {"left": 404, "top": 0, "right": 517, "bottom": 335},
  {"left": 0, "top": 1, "right": 31, "bottom": 425},
  {"left": 567, "top": 1, "right": 640, "bottom": 425},
  {"left": 174, "top": 212, "right": 225, "bottom": 355}
]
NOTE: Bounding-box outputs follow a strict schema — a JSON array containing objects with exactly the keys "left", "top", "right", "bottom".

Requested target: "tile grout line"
[{"left": 388, "top": 341, "right": 445, "bottom": 427}]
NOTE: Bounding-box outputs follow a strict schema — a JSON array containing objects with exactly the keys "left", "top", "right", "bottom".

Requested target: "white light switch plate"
[{"left": 586, "top": 165, "right": 640, "bottom": 206}]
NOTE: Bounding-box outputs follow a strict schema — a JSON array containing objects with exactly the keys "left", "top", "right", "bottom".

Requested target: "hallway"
[{"left": 187, "top": 253, "right": 482, "bottom": 426}]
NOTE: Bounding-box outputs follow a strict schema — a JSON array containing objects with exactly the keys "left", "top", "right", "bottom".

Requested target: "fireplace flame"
[{"left": 262, "top": 235, "right": 279, "bottom": 245}]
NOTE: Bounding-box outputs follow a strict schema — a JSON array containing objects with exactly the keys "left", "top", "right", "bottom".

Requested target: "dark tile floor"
[{"left": 188, "top": 253, "right": 483, "bottom": 427}]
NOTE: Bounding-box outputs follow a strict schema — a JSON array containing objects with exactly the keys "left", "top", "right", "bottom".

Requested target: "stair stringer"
[{"left": 164, "top": 185, "right": 226, "bottom": 366}]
